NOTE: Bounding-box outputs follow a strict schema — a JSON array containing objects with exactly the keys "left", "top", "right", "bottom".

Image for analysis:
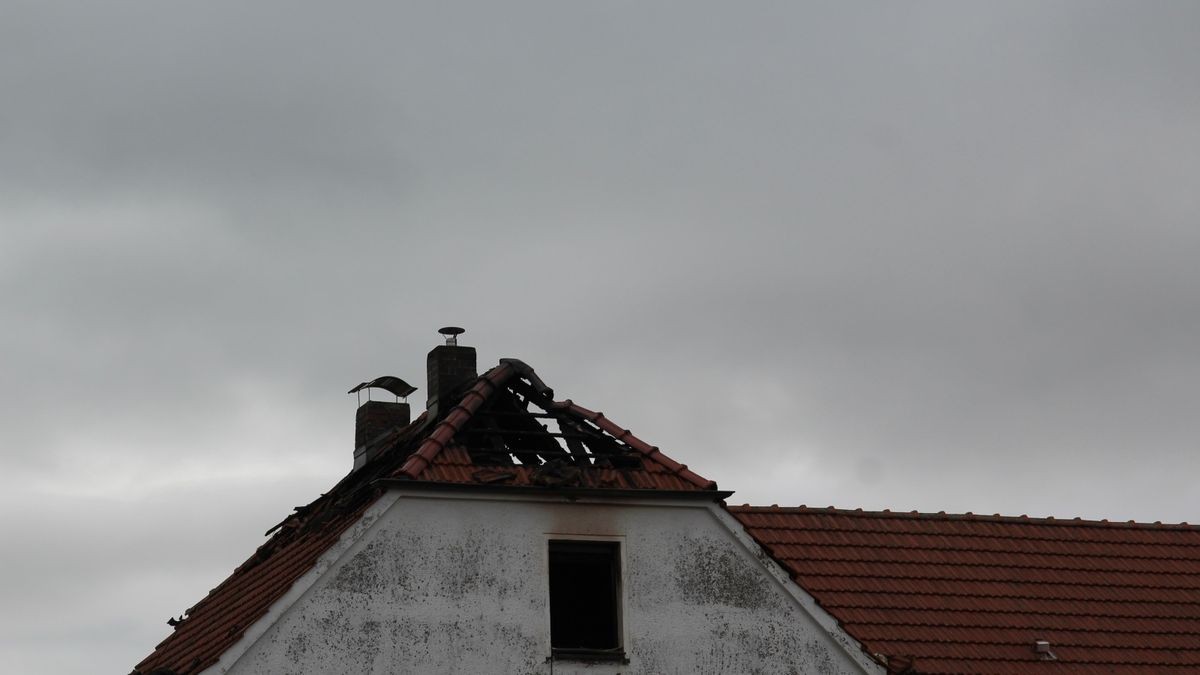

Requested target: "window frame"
[{"left": 545, "top": 534, "right": 628, "bottom": 663}]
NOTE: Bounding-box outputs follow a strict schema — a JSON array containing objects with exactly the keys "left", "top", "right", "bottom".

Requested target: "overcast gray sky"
[{"left": 3, "top": 1, "right": 1200, "bottom": 672}]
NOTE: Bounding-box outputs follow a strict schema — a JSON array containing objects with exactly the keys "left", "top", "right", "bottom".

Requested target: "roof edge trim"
[
  {"left": 726, "top": 505, "right": 1200, "bottom": 531},
  {"left": 374, "top": 478, "right": 733, "bottom": 502}
]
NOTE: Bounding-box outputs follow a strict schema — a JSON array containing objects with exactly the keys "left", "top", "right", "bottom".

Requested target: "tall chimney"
[{"left": 427, "top": 326, "right": 476, "bottom": 416}]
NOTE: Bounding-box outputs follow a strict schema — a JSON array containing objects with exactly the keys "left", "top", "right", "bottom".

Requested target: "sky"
[{"left": 2, "top": 1, "right": 1199, "bottom": 672}]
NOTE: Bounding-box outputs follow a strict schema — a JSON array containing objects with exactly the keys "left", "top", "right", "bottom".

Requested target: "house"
[{"left": 133, "top": 331, "right": 1200, "bottom": 675}]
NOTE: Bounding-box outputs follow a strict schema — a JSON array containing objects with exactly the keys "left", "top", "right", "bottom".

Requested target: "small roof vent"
[{"left": 1033, "top": 640, "right": 1057, "bottom": 661}]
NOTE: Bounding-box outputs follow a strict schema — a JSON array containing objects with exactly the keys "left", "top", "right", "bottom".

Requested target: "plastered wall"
[{"left": 220, "top": 491, "right": 878, "bottom": 675}]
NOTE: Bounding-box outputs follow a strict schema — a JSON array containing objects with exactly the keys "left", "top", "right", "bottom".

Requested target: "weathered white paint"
[{"left": 208, "top": 490, "right": 882, "bottom": 675}]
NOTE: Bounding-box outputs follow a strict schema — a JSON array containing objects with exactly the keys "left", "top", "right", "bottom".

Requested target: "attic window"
[{"left": 548, "top": 541, "right": 624, "bottom": 661}]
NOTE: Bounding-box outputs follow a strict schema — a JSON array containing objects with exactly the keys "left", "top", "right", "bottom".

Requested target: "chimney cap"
[
  {"left": 438, "top": 326, "right": 466, "bottom": 345},
  {"left": 347, "top": 376, "right": 418, "bottom": 399}
]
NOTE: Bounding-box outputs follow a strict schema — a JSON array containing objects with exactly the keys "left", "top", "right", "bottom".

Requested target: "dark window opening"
[{"left": 549, "top": 541, "right": 622, "bottom": 659}]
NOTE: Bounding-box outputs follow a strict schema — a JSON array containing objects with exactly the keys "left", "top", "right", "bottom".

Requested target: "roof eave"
[{"left": 374, "top": 477, "right": 733, "bottom": 502}]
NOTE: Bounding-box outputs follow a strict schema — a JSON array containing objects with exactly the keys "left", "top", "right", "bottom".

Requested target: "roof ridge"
[
  {"left": 861, "top": 639, "right": 1200, "bottom": 651},
  {"left": 793, "top": 571, "right": 1200, "bottom": 590},
  {"left": 843, "top": 617, "right": 1200, "bottom": 634},
  {"left": 769, "top": 540, "right": 1200, "bottom": 560},
  {"left": 817, "top": 589, "right": 1200, "bottom": 604},
  {"left": 749, "top": 525, "right": 1200, "bottom": 548},
  {"left": 862, "top": 643, "right": 1200, "bottom": 659},
  {"left": 770, "top": 553, "right": 1200, "bottom": 575},
  {"left": 727, "top": 505, "right": 1199, "bottom": 530}
]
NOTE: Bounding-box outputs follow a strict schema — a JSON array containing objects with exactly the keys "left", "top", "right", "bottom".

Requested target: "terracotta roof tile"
[{"left": 727, "top": 505, "right": 1200, "bottom": 674}]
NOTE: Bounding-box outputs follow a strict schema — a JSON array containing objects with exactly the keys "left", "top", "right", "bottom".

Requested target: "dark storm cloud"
[{"left": 3, "top": 2, "right": 1200, "bottom": 672}]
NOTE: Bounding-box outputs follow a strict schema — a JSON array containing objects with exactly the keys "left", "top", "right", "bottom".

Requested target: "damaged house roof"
[
  {"left": 133, "top": 358, "right": 718, "bottom": 675},
  {"left": 133, "top": 343, "right": 1200, "bottom": 675}
]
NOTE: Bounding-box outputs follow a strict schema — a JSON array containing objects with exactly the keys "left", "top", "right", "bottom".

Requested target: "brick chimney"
[
  {"left": 427, "top": 327, "right": 476, "bottom": 417},
  {"left": 352, "top": 401, "right": 410, "bottom": 468},
  {"left": 348, "top": 376, "right": 417, "bottom": 470}
]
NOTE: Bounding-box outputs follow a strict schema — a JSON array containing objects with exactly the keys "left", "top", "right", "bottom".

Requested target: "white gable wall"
[{"left": 215, "top": 489, "right": 881, "bottom": 675}]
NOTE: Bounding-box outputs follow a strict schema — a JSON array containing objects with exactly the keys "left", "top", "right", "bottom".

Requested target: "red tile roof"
[
  {"left": 133, "top": 361, "right": 716, "bottom": 675},
  {"left": 726, "top": 505, "right": 1200, "bottom": 675}
]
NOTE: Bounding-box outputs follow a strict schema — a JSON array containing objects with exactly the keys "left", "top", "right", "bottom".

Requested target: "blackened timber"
[
  {"left": 509, "top": 378, "right": 555, "bottom": 408},
  {"left": 472, "top": 411, "right": 561, "bottom": 420},
  {"left": 459, "top": 402, "right": 509, "bottom": 464},
  {"left": 455, "top": 379, "right": 643, "bottom": 469},
  {"left": 562, "top": 430, "right": 592, "bottom": 465},
  {"left": 461, "top": 386, "right": 562, "bottom": 465},
  {"left": 493, "top": 395, "right": 564, "bottom": 462},
  {"left": 559, "top": 415, "right": 643, "bottom": 468}
]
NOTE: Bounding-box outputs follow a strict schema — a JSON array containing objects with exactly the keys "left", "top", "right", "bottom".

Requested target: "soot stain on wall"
[
  {"left": 331, "top": 541, "right": 383, "bottom": 594},
  {"left": 275, "top": 609, "right": 384, "bottom": 671},
  {"left": 387, "top": 615, "right": 542, "bottom": 673},
  {"left": 330, "top": 533, "right": 413, "bottom": 596},
  {"left": 674, "top": 536, "right": 777, "bottom": 610},
  {"left": 424, "top": 529, "right": 532, "bottom": 601}
]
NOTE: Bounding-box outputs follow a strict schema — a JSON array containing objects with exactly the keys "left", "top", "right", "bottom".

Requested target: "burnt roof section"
[
  {"left": 727, "top": 505, "right": 1200, "bottom": 675},
  {"left": 391, "top": 359, "right": 716, "bottom": 491},
  {"left": 133, "top": 359, "right": 716, "bottom": 675}
]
